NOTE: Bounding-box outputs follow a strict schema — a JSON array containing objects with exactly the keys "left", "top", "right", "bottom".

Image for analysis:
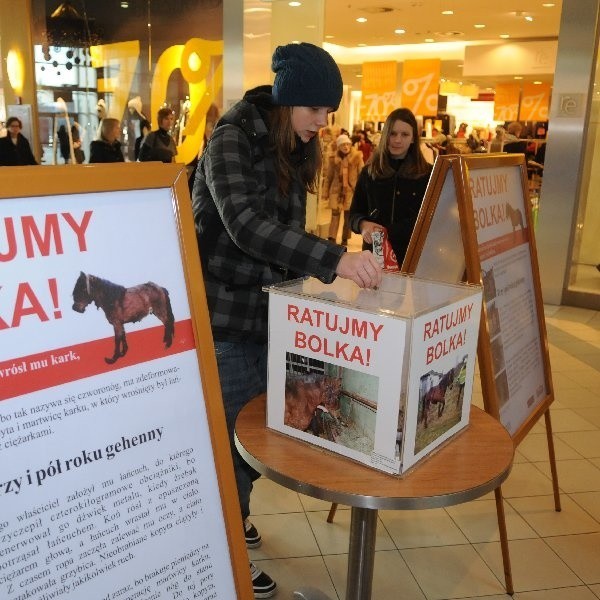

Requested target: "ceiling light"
[
  {"left": 525, "top": 15, "right": 533, "bottom": 22},
  {"left": 533, "top": 81, "right": 542, "bottom": 84},
  {"left": 356, "top": 74, "right": 362, "bottom": 78},
  {"left": 325, "top": 35, "right": 334, "bottom": 39},
  {"left": 356, "top": 17, "right": 367, "bottom": 23},
  {"left": 542, "top": 3, "right": 555, "bottom": 6},
  {"left": 424, "top": 38, "right": 435, "bottom": 43},
  {"left": 474, "top": 24, "right": 485, "bottom": 29},
  {"left": 500, "top": 34, "right": 510, "bottom": 39},
  {"left": 441, "top": 10, "right": 453, "bottom": 15},
  {"left": 514, "top": 76, "right": 523, "bottom": 79},
  {"left": 394, "top": 28, "right": 406, "bottom": 34},
  {"left": 288, "top": 1, "right": 301, "bottom": 6},
  {"left": 120, "top": 1, "right": 129, "bottom": 7}
]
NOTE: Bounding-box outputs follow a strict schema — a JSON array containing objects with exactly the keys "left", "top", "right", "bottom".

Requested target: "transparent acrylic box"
[{"left": 265, "top": 273, "right": 483, "bottom": 475}]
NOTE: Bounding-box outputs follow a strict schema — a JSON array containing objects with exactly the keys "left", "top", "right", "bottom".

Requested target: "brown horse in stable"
[
  {"left": 284, "top": 374, "right": 341, "bottom": 432},
  {"left": 72, "top": 272, "right": 175, "bottom": 364}
]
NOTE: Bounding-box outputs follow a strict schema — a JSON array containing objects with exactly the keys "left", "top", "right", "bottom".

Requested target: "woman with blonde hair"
[{"left": 89, "top": 118, "right": 124, "bottom": 163}]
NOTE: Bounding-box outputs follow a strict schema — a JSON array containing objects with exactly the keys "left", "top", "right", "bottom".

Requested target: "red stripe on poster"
[
  {"left": 0, "top": 319, "right": 196, "bottom": 401},
  {"left": 478, "top": 229, "right": 529, "bottom": 262}
]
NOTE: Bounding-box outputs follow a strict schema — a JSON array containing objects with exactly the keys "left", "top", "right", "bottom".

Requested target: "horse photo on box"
[
  {"left": 415, "top": 359, "right": 469, "bottom": 454},
  {"left": 72, "top": 271, "right": 175, "bottom": 364}
]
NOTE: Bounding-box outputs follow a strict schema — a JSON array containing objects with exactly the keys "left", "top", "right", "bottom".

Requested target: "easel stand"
[{"left": 402, "top": 153, "right": 561, "bottom": 594}]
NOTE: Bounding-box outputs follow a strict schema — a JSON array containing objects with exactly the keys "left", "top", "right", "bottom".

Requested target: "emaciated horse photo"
[{"left": 72, "top": 271, "right": 175, "bottom": 364}]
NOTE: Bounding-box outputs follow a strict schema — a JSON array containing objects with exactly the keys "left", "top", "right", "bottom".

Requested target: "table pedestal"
[
  {"left": 347, "top": 507, "right": 378, "bottom": 599},
  {"left": 235, "top": 395, "right": 514, "bottom": 600}
]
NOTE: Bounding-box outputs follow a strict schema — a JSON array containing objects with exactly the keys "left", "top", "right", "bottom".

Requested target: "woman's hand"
[
  {"left": 359, "top": 220, "right": 385, "bottom": 245},
  {"left": 335, "top": 251, "right": 382, "bottom": 289}
]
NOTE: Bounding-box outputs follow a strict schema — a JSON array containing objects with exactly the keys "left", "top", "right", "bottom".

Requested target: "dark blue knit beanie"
[{"left": 272, "top": 42, "right": 343, "bottom": 111}]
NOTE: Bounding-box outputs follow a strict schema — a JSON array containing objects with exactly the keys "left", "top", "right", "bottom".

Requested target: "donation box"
[{"left": 266, "top": 273, "right": 483, "bottom": 475}]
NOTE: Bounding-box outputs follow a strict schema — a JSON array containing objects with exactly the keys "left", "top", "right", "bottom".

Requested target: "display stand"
[
  {"left": 403, "top": 153, "right": 561, "bottom": 594},
  {"left": 0, "top": 163, "right": 253, "bottom": 599}
]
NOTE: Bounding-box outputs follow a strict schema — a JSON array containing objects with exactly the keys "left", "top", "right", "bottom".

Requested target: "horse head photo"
[{"left": 72, "top": 271, "right": 175, "bottom": 364}]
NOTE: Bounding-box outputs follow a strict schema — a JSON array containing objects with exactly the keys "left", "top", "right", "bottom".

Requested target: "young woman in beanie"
[
  {"left": 349, "top": 107, "right": 433, "bottom": 267},
  {"left": 192, "top": 42, "right": 381, "bottom": 598}
]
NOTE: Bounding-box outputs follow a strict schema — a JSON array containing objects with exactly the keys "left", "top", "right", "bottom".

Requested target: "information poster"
[
  {"left": 0, "top": 187, "right": 239, "bottom": 599},
  {"left": 406, "top": 154, "right": 554, "bottom": 443},
  {"left": 470, "top": 165, "right": 547, "bottom": 434}
]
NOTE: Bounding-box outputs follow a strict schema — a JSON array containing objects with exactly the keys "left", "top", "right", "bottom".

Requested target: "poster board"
[
  {"left": 0, "top": 163, "right": 253, "bottom": 599},
  {"left": 404, "top": 154, "right": 554, "bottom": 444}
]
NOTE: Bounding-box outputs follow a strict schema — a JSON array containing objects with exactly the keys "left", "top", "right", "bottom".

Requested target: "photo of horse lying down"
[
  {"left": 72, "top": 271, "right": 175, "bottom": 365},
  {"left": 284, "top": 373, "right": 376, "bottom": 455}
]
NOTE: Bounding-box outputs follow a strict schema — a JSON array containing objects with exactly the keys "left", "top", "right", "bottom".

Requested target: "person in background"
[
  {"left": 456, "top": 122, "right": 468, "bottom": 138},
  {"left": 0, "top": 117, "right": 38, "bottom": 166},
  {"left": 138, "top": 107, "right": 177, "bottom": 163},
  {"left": 349, "top": 107, "right": 433, "bottom": 266},
  {"left": 503, "top": 121, "right": 523, "bottom": 143},
  {"left": 57, "top": 124, "right": 71, "bottom": 163},
  {"left": 323, "top": 133, "right": 364, "bottom": 245},
  {"left": 72, "top": 122, "right": 85, "bottom": 164},
  {"left": 354, "top": 129, "right": 373, "bottom": 163},
  {"left": 89, "top": 118, "right": 124, "bottom": 163},
  {"left": 490, "top": 126, "right": 506, "bottom": 152},
  {"left": 192, "top": 41, "right": 381, "bottom": 599},
  {"left": 134, "top": 119, "right": 151, "bottom": 161}
]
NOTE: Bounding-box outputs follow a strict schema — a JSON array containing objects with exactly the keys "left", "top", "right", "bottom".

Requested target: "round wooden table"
[{"left": 235, "top": 394, "right": 514, "bottom": 600}]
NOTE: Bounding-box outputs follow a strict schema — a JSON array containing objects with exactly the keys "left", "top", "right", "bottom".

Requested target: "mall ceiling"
[
  {"left": 38, "top": 0, "right": 564, "bottom": 93},
  {"left": 249, "top": 0, "right": 563, "bottom": 90},
  {"left": 322, "top": 0, "right": 562, "bottom": 47}
]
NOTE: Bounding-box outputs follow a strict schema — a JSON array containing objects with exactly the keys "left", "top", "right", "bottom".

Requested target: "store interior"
[{"left": 0, "top": 0, "right": 597, "bottom": 304}]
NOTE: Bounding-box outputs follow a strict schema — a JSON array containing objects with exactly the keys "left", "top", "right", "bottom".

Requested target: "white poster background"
[
  {"left": 0, "top": 189, "right": 237, "bottom": 599},
  {"left": 470, "top": 165, "right": 547, "bottom": 434}
]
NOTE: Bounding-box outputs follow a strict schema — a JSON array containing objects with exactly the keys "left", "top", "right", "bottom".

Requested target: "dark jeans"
[
  {"left": 329, "top": 209, "right": 351, "bottom": 243},
  {"left": 214, "top": 340, "right": 268, "bottom": 520}
]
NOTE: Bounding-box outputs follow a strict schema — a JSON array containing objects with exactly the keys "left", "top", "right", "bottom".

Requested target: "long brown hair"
[
  {"left": 269, "top": 106, "right": 322, "bottom": 197},
  {"left": 367, "top": 108, "right": 429, "bottom": 180}
]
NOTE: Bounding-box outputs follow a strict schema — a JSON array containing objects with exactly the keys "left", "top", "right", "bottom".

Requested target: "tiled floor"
[{"left": 248, "top": 303, "right": 600, "bottom": 599}]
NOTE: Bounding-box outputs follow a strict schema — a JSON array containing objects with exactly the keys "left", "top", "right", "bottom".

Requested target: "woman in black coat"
[
  {"left": 349, "top": 107, "right": 432, "bottom": 266},
  {"left": 89, "top": 118, "right": 124, "bottom": 163},
  {"left": 0, "top": 117, "right": 38, "bottom": 166}
]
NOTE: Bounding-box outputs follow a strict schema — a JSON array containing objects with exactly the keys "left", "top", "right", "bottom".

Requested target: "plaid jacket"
[{"left": 192, "top": 86, "right": 344, "bottom": 342}]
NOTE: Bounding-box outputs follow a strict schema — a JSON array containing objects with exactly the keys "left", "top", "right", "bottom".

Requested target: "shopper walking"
[
  {"left": 192, "top": 41, "right": 381, "bottom": 598},
  {"left": 89, "top": 118, "right": 125, "bottom": 163},
  {"left": 323, "top": 133, "right": 364, "bottom": 245},
  {"left": 138, "top": 107, "right": 177, "bottom": 163},
  {"left": 0, "top": 117, "right": 38, "bottom": 166}
]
